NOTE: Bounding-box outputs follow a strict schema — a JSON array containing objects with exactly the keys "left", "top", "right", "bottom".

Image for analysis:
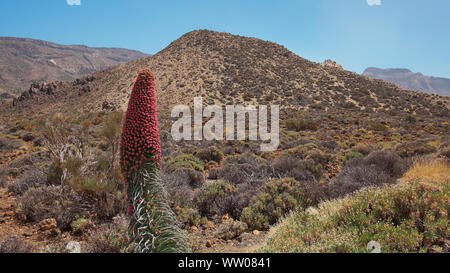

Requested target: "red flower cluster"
[{"left": 120, "top": 69, "right": 161, "bottom": 184}]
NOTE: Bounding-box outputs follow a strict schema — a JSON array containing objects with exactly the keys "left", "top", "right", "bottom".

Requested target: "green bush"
[
  {"left": 241, "top": 178, "right": 311, "bottom": 230},
  {"left": 196, "top": 181, "right": 237, "bottom": 217},
  {"left": 215, "top": 218, "right": 248, "bottom": 240},
  {"left": 368, "top": 121, "right": 388, "bottom": 132},
  {"left": 176, "top": 206, "right": 204, "bottom": 228},
  {"left": 344, "top": 151, "right": 364, "bottom": 162},
  {"left": 195, "top": 146, "right": 224, "bottom": 163},
  {"left": 71, "top": 218, "right": 94, "bottom": 235},
  {"left": 167, "top": 154, "right": 205, "bottom": 172}
]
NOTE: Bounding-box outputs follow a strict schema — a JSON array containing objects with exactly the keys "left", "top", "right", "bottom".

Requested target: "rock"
[
  {"left": 322, "top": 59, "right": 343, "bottom": 69},
  {"left": 252, "top": 230, "right": 260, "bottom": 235},
  {"left": 66, "top": 241, "right": 81, "bottom": 253},
  {"left": 39, "top": 218, "right": 57, "bottom": 231}
]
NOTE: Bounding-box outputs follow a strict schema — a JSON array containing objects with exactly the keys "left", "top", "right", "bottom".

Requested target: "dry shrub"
[
  {"left": 215, "top": 180, "right": 263, "bottom": 219},
  {"left": 7, "top": 168, "right": 46, "bottom": 195},
  {"left": 285, "top": 119, "right": 318, "bottom": 131},
  {"left": 195, "top": 180, "right": 237, "bottom": 217},
  {"left": 0, "top": 166, "right": 7, "bottom": 187},
  {"left": 271, "top": 155, "right": 319, "bottom": 182},
  {"left": 211, "top": 154, "right": 269, "bottom": 184},
  {"left": 161, "top": 169, "right": 196, "bottom": 209},
  {"left": 241, "top": 178, "right": 312, "bottom": 230},
  {"left": 329, "top": 151, "right": 406, "bottom": 199},
  {"left": 0, "top": 137, "right": 23, "bottom": 153},
  {"left": 395, "top": 141, "right": 437, "bottom": 158},
  {"left": 0, "top": 236, "right": 35, "bottom": 253},
  {"left": 93, "top": 192, "right": 127, "bottom": 221},
  {"left": 402, "top": 158, "right": 449, "bottom": 184},
  {"left": 351, "top": 143, "right": 374, "bottom": 156},
  {"left": 365, "top": 151, "right": 406, "bottom": 177},
  {"left": 16, "top": 185, "right": 82, "bottom": 230},
  {"left": 195, "top": 146, "right": 224, "bottom": 163},
  {"left": 215, "top": 218, "right": 248, "bottom": 240},
  {"left": 86, "top": 214, "right": 129, "bottom": 253}
]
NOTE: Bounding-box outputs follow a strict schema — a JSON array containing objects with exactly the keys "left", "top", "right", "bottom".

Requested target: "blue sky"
[{"left": 1, "top": 0, "right": 449, "bottom": 78}]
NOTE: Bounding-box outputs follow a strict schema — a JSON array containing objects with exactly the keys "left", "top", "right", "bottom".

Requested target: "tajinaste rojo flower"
[{"left": 120, "top": 69, "right": 190, "bottom": 253}]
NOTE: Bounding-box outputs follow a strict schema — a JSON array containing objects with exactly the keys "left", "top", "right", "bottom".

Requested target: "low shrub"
[
  {"left": 215, "top": 218, "right": 248, "bottom": 240},
  {"left": 86, "top": 215, "right": 129, "bottom": 253},
  {"left": 285, "top": 119, "right": 318, "bottom": 132},
  {"left": 241, "top": 178, "right": 312, "bottom": 230},
  {"left": 176, "top": 206, "right": 203, "bottom": 228},
  {"left": 195, "top": 146, "right": 224, "bottom": 163},
  {"left": 329, "top": 151, "right": 406, "bottom": 199},
  {"left": 215, "top": 180, "right": 263, "bottom": 219},
  {"left": 16, "top": 185, "right": 82, "bottom": 230},
  {"left": 195, "top": 180, "right": 237, "bottom": 217},
  {"left": 167, "top": 154, "right": 204, "bottom": 172},
  {"left": 395, "top": 141, "right": 437, "bottom": 158},
  {"left": 0, "top": 137, "right": 24, "bottom": 153},
  {"left": 351, "top": 143, "right": 373, "bottom": 156},
  {"left": 343, "top": 151, "right": 364, "bottom": 163},
  {"left": 0, "top": 236, "right": 35, "bottom": 253},
  {"left": 8, "top": 169, "right": 46, "bottom": 195},
  {"left": 47, "top": 161, "right": 63, "bottom": 185},
  {"left": 211, "top": 153, "right": 269, "bottom": 184},
  {"left": 368, "top": 121, "right": 389, "bottom": 132},
  {"left": 71, "top": 218, "right": 95, "bottom": 235},
  {"left": 364, "top": 151, "right": 406, "bottom": 177},
  {"left": 272, "top": 155, "right": 321, "bottom": 182},
  {"left": 92, "top": 192, "right": 127, "bottom": 221}
]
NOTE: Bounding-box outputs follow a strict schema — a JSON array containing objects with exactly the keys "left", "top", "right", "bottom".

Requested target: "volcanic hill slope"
[
  {"left": 0, "top": 37, "right": 148, "bottom": 97},
  {"left": 5, "top": 30, "right": 449, "bottom": 122}
]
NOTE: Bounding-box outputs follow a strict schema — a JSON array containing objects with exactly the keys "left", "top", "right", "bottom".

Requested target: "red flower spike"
[{"left": 120, "top": 69, "right": 161, "bottom": 185}]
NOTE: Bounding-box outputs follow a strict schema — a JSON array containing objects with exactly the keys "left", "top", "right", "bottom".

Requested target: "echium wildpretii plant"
[{"left": 120, "top": 69, "right": 190, "bottom": 253}]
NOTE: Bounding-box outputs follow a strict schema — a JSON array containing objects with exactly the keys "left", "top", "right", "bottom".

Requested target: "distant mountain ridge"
[
  {"left": 0, "top": 37, "right": 149, "bottom": 97},
  {"left": 363, "top": 67, "right": 450, "bottom": 96}
]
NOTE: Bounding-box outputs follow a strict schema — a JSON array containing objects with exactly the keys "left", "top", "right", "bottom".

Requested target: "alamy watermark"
[{"left": 171, "top": 97, "right": 279, "bottom": 151}]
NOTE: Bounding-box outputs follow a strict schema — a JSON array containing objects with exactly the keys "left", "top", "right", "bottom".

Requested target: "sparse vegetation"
[
  {"left": 0, "top": 30, "right": 448, "bottom": 253},
  {"left": 258, "top": 160, "right": 449, "bottom": 253},
  {"left": 241, "top": 178, "right": 312, "bottom": 230}
]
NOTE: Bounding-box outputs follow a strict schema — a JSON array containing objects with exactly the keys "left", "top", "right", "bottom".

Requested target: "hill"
[
  {"left": 6, "top": 30, "right": 449, "bottom": 120},
  {"left": 0, "top": 37, "right": 148, "bottom": 97},
  {"left": 363, "top": 67, "right": 450, "bottom": 97}
]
